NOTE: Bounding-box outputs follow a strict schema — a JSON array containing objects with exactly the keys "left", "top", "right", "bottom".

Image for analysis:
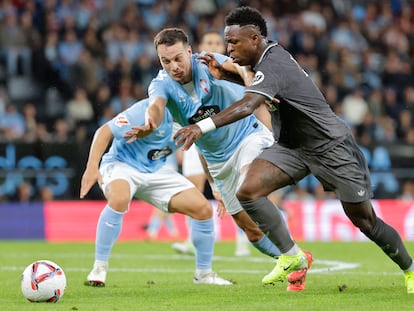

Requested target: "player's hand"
[
  {"left": 173, "top": 124, "right": 202, "bottom": 151},
  {"left": 123, "top": 117, "right": 157, "bottom": 143},
  {"left": 197, "top": 53, "right": 224, "bottom": 79},
  {"left": 212, "top": 191, "right": 227, "bottom": 218},
  {"left": 263, "top": 97, "right": 280, "bottom": 109},
  {"left": 80, "top": 167, "right": 102, "bottom": 198}
]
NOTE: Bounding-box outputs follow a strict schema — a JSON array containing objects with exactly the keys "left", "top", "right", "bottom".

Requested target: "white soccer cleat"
[
  {"left": 193, "top": 271, "right": 233, "bottom": 285},
  {"left": 235, "top": 231, "right": 251, "bottom": 257},
  {"left": 172, "top": 241, "right": 195, "bottom": 255},
  {"left": 86, "top": 261, "right": 108, "bottom": 287},
  {"left": 234, "top": 243, "right": 251, "bottom": 257}
]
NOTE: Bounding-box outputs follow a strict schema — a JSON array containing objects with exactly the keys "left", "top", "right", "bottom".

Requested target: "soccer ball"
[{"left": 21, "top": 260, "right": 66, "bottom": 302}]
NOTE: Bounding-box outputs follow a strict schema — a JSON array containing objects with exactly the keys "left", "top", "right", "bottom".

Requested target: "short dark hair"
[
  {"left": 154, "top": 28, "right": 189, "bottom": 49},
  {"left": 225, "top": 6, "right": 268, "bottom": 37}
]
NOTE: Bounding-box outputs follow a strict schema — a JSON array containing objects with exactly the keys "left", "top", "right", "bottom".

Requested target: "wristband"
[
  {"left": 196, "top": 117, "right": 216, "bottom": 134},
  {"left": 144, "top": 109, "right": 150, "bottom": 126}
]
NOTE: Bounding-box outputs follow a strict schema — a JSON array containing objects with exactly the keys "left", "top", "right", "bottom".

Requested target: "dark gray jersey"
[{"left": 246, "top": 42, "right": 350, "bottom": 154}]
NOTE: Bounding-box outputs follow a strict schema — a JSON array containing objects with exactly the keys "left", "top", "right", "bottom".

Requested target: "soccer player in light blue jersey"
[
  {"left": 80, "top": 98, "right": 231, "bottom": 286},
  {"left": 172, "top": 30, "right": 254, "bottom": 257},
  {"left": 124, "top": 28, "right": 288, "bottom": 278}
]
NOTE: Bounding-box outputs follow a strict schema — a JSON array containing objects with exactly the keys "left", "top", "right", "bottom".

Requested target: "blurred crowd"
[{"left": 0, "top": 0, "right": 414, "bottom": 201}]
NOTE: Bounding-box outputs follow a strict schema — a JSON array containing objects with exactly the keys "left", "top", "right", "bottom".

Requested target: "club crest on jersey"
[
  {"left": 148, "top": 146, "right": 172, "bottom": 160},
  {"left": 188, "top": 105, "right": 220, "bottom": 124},
  {"left": 252, "top": 71, "right": 264, "bottom": 86},
  {"left": 199, "top": 79, "right": 209, "bottom": 93},
  {"left": 155, "top": 129, "right": 165, "bottom": 137},
  {"left": 114, "top": 114, "right": 129, "bottom": 127}
]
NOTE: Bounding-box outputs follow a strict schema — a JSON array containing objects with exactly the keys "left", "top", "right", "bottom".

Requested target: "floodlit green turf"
[{"left": 1, "top": 241, "right": 413, "bottom": 311}]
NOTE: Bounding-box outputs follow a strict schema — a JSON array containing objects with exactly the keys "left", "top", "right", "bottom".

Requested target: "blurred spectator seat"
[
  {"left": 370, "top": 146, "right": 399, "bottom": 196},
  {"left": 0, "top": 64, "right": 6, "bottom": 84},
  {"left": 7, "top": 76, "right": 42, "bottom": 104}
]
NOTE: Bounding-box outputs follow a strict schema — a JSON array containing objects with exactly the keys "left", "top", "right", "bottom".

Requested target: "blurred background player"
[{"left": 145, "top": 208, "right": 179, "bottom": 240}]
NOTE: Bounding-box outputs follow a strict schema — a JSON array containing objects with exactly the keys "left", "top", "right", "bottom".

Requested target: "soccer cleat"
[
  {"left": 234, "top": 238, "right": 251, "bottom": 256},
  {"left": 235, "top": 247, "right": 251, "bottom": 257},
  {"left": 235, "top": 231, "right": 251, "bottom": 257},
  {"left": 193, "top": 271, "right": 233, "bottom": 285},
  {"left": 262, "top": 250, "right": 308, "bottom": 285},
  {"left": 287, "top": 250, "right": 313, "bottom": 291},
  {"left": 86, "top": 261, "right": 108, "bottom": 287},
  {"left": 404, "top": 271, "right": 414, "bottom": 294},
  {"left": 172, "top": 241, "right": 195, "bottom": 255}
]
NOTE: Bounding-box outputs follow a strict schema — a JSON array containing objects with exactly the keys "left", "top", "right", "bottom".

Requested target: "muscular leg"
[
  {"left": 168, "top": 187, "right": 212, "bottom": 220},
  {"left": 343, "top": 200, "right": 413, "bottom": 270},
  {"left": 237, "top": 158, "right": 297, "bottom": 253},
  {"left": 232, "top": 210, "right": 281, "bottom": 258},
  {"left": 232, "top": 210, "right": 263, "bottom": 241},
  {"left": 169, "top": 188, "right": 214, "bottom": 270},
  {"left": 168, "top": 188, "right": 232, "bottom": 284},
  {"left": 87, "top": 179, "right": 131, "bottom": 285},
  {"left": 95, "top": 179, "right": 131, "bottom": 261},
  {"left": 186, "top": 173, "right": 207, "bottom": 194}
]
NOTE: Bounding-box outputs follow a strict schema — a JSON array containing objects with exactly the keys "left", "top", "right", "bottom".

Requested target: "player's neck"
[
  {"left": 254, "top": 39, "right": 269, "bottom": 64},
  {"left": 180, "top": 71, "right": 193, "bottom": 85}
]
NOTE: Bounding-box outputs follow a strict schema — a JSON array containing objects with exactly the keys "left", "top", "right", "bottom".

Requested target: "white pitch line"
[
  {"left": 2, "top": 253, "right": 403, "bottom": 276},
  {"left": 0, "top": 266, "right": 401, "bottom": 276},
  {"left": 310, "top": 259, "right": 360, "bottom": 273},
  {"left": 0, "top": 253, "right": 363, "bottom": 274}
]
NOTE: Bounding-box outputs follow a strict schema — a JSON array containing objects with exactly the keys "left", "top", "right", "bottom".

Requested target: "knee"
[
  {"left": 188, "top": 202, "right": 213, "bottom": 220},
  {"left": 107, "top": 196, "right": 130, "bottom": 213},
  {"left": 236, "top": 183, "right": 258, "bottom": 202}
]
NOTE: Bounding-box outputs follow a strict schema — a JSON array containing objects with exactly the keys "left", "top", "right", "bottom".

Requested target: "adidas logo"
[{"left": 357, "top": 189, "right": 365, "bottom": 197}]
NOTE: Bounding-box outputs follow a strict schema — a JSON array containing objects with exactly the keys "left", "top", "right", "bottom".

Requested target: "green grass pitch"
[{"left": 1, "top": 241, "right": 413, "bottom": 311}]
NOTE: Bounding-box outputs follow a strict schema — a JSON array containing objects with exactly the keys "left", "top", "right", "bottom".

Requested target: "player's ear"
[{"left": 251, "top": 33, "right": 261, "bottom": 44}]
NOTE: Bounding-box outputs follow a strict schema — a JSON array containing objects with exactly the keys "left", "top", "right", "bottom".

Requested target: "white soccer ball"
[{"left": 21, "top": 260, "right": 66, "bottom": 302}]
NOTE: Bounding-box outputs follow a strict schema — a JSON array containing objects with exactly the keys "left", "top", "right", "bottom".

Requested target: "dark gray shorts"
[{"left": 258, "top": 135, "right": 373, "bottom": 203}]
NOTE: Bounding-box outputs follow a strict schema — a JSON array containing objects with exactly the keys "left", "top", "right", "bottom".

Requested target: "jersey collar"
[{"left": 256, "top": 41, "right": 279, "bottom": 66}]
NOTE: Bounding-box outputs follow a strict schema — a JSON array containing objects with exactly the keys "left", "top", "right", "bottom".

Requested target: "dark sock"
[
  {"left": 365, "top": 217, "right": 413, "bottom": 270},
  {"left": 240, "top": 197, "right": 294, "bottom": 253}
]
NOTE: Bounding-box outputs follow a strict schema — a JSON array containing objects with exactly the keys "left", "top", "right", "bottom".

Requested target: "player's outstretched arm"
[
  {"left": 80, "top": 124, "right": 113, "bottom": 198},
  {"left": 197, "top": 53, "right": 245, "bottom": 85},
  {"left": 123, "top": 97, "right": 167, "bottom": 143},
  {"left": 174, "top": 92, "right": 266, "bottom": 150},
  {"left": 123, "top": 116, "right": 157, "bottom": 143},
  {"left": 198, "top": 54, "right": 274, "bottom": 130}
]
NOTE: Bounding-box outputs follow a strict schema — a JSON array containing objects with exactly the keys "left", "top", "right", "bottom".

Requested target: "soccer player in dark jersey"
[{"left": 174, "top": 6, "right": 414, "bottom": 293}]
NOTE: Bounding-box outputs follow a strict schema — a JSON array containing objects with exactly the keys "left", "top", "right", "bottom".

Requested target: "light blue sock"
[
  {"left": 164, "top": 216, "right": 176, "bottom": 235},
  {"left": 252, "top": 235, "right": 281, "bottom": 258},
  {"left": 191, "top": 218, "right": 215, "bottom": 270},
  {"left": 147, "top": 215, "right": 162, "bottom": 233},
  {"left": 186, "top": 216, "right": 192, "bottom": 242},
  {"left": 95, "top": 205, "right": 124, "bottom": 261}
]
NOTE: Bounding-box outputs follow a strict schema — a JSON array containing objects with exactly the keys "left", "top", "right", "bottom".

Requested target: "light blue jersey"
[
  {"left": 148, "top": 52, "right": 265, "bottom": 163},
  {"left": 102, "top": 98, "right": 178, "bottom": 173}
]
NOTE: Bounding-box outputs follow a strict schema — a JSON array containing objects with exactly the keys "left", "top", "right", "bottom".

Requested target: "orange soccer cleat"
[{"left": 287, "top": 250, "right": 313, "bottom": 291}]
